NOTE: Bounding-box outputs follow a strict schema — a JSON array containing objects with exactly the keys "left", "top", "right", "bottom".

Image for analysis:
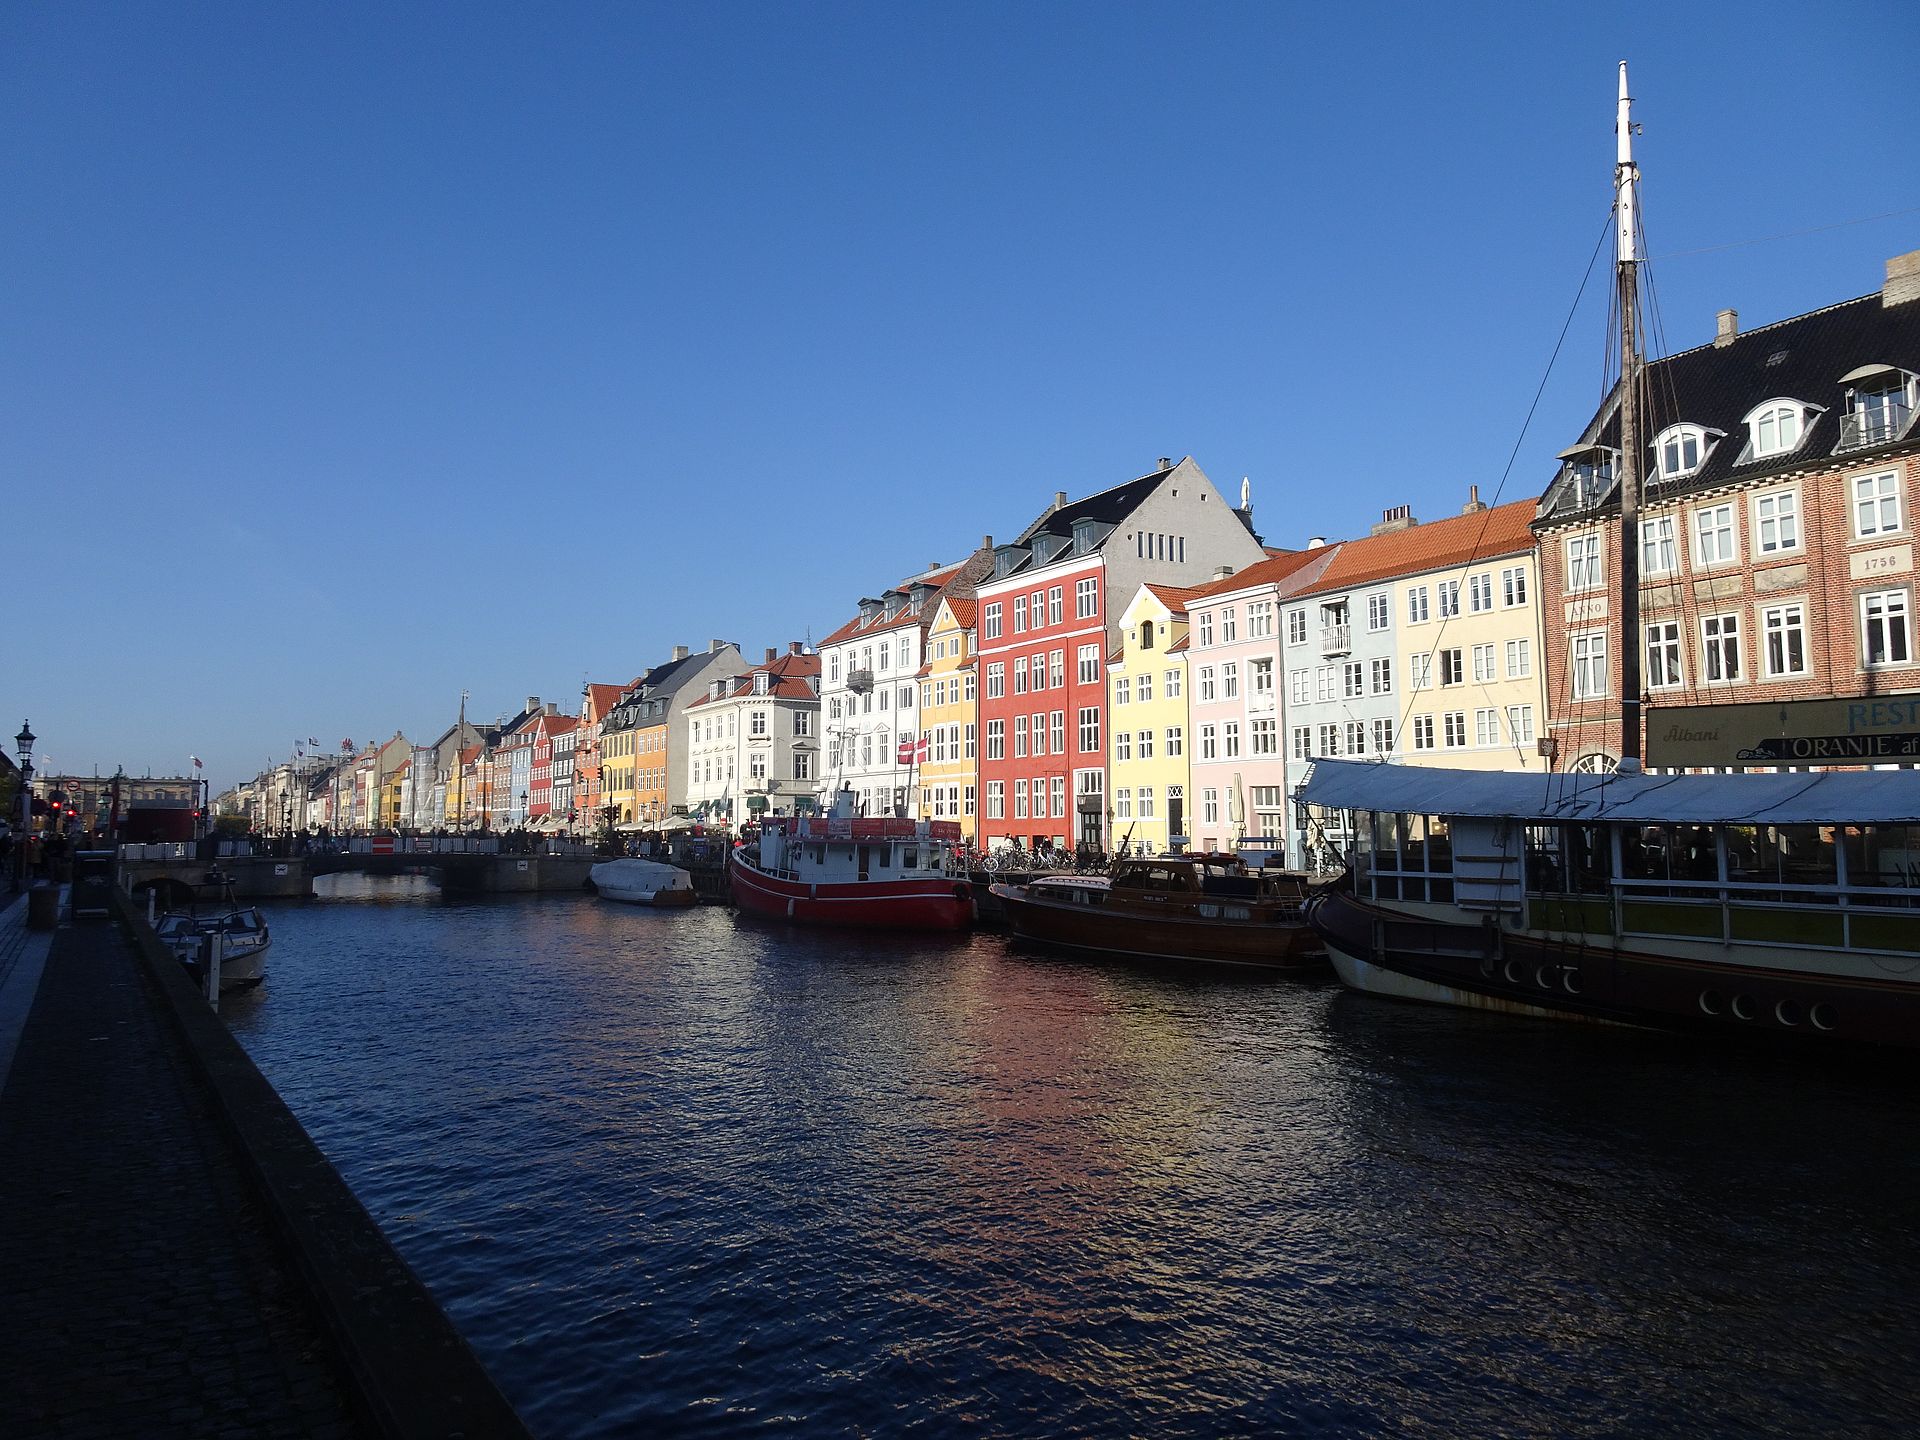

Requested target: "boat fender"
[
  {"left": 787, "top": 898, "right": 795, "bottom": 919},
  {"left": 953, "top": 882, "right": 971, "bottom": 901}
]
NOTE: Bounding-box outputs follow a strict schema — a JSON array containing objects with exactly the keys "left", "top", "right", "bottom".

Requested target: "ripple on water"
[{"left": 227, "top": 887, "right": 1920, "bottom": 1439}]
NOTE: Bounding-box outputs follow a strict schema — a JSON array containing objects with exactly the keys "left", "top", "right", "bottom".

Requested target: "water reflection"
[{"left": 228, "top": 886, "right": 1920, "bottom": 1438}]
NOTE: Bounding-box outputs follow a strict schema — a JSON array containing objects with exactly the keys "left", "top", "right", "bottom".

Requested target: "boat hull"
[
  {"left": 993, "top": 883, "right": 1326, "bottom": 972},
  {"left": 1306, "top": 884, "right": 1920, "bottom": 1048},
  {"left": 729, "top": 853, "right": 973, "bottom": 930},
  {"left": 589, "top": 860, "right": 697, "bottom": 907}
]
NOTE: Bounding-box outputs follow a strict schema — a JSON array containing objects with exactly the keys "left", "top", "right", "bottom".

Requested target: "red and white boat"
[{"left": 729, "top": 791, "right": 974, "bottom": 930}]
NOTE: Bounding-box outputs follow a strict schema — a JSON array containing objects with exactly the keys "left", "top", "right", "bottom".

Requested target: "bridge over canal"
[{"left": 117, "top": 837, "right": 599, "bottom": 903}]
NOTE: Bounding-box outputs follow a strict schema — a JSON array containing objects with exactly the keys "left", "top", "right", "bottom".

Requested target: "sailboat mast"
[{"left": 1614, "top": 61, "right": 1644, "bottom": 770}]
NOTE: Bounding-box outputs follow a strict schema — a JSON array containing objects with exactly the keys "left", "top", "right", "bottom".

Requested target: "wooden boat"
[
  {"left": 155, "top": 869, "right": 269, "bottom": 991},
  {"left": 991, "top": 854, "right": 1327, "bottom": 971},
  {"left": 588, "top": 857, "right": 697, "bottom": 907},
  {"left": 729, "top": 789, "right": 973, "bottom": 930}
]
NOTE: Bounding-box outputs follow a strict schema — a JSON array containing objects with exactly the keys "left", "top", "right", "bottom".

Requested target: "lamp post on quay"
[{"left": 13, "top": 720, "right": 35, "bottom": 893}]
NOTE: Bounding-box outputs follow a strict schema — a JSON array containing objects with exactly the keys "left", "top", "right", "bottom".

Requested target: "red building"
[
  {"left": 527, "top": 712, "right": 576, "bottom": 823},
  {"left": 973, "top": 458, "right": 1267, "bottom": 851}
]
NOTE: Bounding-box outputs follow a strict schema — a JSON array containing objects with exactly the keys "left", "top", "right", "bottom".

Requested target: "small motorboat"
[
  {"left": 589, "top": 857, "right": 698, "bottom": 907},
  {"left": 155, "top": 869, "right": 270, "bottom": 991}
]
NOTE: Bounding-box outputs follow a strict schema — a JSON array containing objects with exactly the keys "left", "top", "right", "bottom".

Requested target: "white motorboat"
[
  {"left": 589, "top": 857, "right": 697, "bottom": 907},
  {"left": 156, "top": 870, "right": 270, "bottom": 991}
]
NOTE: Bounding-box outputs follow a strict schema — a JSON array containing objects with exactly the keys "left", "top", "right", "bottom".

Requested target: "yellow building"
[
  {"left": 916, "top": 595, "right": 979, "bottom": 838},
  {"left": 1108, "top": 583, "right": 1197, "bottom": 854},
  {"left": 1394, "top": 500, "right": 1549, "bottom": 772}
]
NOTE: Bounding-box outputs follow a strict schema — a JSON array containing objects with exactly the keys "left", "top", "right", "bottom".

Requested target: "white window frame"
[
  {"left": 1700, "top": 613, "right": 1741, "bottom": 684},
  {"left": 1861, "top": 589, "right": 1912, "bottom": 669},
  {"left": 1566, "top": 533, "right": 1603, "bottom": 592},
  {"left": 1853, "top": 469, "right": 1904, "bottom": 539},
  {"left": 1646, "top": 620, "right": 1684, "bottom": 690},
  {"left": 1570, "top": 630, "right": 1608, "bottom": 700},
  {"left": 1693, "top": 503, "right": 1737, "bottom": 568},
  {"left": 1761, "top": 602, "right": 1808, "bottom": 678},
  {"left": 1754, "top": 489, "right": 1801, "bottom": 556}
]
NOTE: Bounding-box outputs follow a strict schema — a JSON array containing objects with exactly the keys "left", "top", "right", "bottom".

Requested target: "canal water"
[{"left": 228, "top": 878, "right": 1920, "bottom": 1438}]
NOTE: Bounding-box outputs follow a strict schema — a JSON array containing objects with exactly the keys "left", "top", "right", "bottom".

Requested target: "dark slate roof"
[
  {"left": 1015, "top": 464, "right": 1175, "bottom": 544},
  {"left": 1536, "top": 291, "right": 1920, "bottom": 526}
]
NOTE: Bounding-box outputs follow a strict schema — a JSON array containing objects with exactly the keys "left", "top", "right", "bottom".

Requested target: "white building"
[{"left": 683, "top": 645, "right": 821, "bottom": 825}]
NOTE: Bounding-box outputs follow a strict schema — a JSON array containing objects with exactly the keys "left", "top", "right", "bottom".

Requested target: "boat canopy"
[{"left": 1298, "top": 758, "right": 1920, "bottom": 826}]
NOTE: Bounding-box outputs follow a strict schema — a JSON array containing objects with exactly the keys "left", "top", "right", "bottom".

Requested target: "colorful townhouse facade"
[
  {"left": 973, "top": 458, "right": 1269, "bottom": 852},
  {"left": 1535, "top": 251, "right": 1920, "bottom": 772},
  {"left": 598, "top": 642, "right": 747, "bottom": 827},
  {"left": 915, "top": 594, "right": 979, "bottom": 838},
  {"left": 683, "top": 646, "right": 821, "bottom": 824},
  {"left": 1106, "top": 582, "right": 1202, "bottom": 855}
]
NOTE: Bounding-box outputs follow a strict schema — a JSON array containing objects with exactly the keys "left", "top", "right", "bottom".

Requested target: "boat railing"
[{"left": 1607, "top": 874, "right": 1920, "bottom": 955}]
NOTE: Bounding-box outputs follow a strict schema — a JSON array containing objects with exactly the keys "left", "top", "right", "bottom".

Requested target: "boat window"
[
  {"left": 1368, "top": 813, "right": 1454, "bottom": 902},
  {"left": 1723, "top": 823, "right": 1837, "bottom": 898},
  {"left": 1840, "top": 825, "right": 1920, "bottom": 897},
  {"left": 902, "top": 847, "right": 918, "bottom": 870},
  {"left": 1619, "top": 823, "right": 1718, "bottom": 894},
  {"left": 1524, "top": 824, "right": 1608, "bottom": 895}
]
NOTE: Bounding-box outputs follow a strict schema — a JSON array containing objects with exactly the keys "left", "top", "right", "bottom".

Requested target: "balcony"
[
  {"left": 1320, "top": 624, "right": 1352, "bottom": 657},
  {"left": 845, "top": 668, "right": 874, "bottom": 695},
  {"left": 1837, "top": 399, "right": 1913, "bottom": 453}
]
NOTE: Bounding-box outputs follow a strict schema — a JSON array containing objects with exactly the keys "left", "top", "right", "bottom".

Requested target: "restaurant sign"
[{"left": 1647, "top": 697, "right": 1920, "bottom": 767}]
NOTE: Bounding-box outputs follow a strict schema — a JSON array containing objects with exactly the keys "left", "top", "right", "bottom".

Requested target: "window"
[
  {"left": 1318, "top": 723, "right": 1340, "bottom": 756},
  {"left": 1755, "top": 490, "right": 1800, "bottom": 554},
  {"left": 1076, "top": 577, "right": 1097, "bottom": 618},
  {"left": 1862, "top": 590, "right": 1912, "bottom": 668},
  {"left": 1165, "top": 668, "right": 1181, "bottom": 698},
  {"left": 1345, "top": 720, "right": 1366, "bottom": 755},
  {"left": 965, "top": 723, "right": 976, "bottom": 759},
  {"left": 1439, "top": 648, "right": 1464, "bottom": 686},
  {"left": 983, "top": 603, "right": 1002, "bottom": 639},
  {"left": 1223, "top": 721, "right": 1241, "bottom": 758},
  {"left": 1200, "top": 724, "right": 1217, "bottom": 760},
  {"left": 1135, "top": 727, "right": 1154, "bottom": 759},
  {"left": 1115, "top": 730, "right": 1131, "bottom": 762},
  {"left": 1078, "top": 645, "right": 1101, "bottom": 684},
  {"left": 1051, "top": 777, "right": 1067, "bottom": 819},
  {"left": 1249, "top": 659, "right": 1272, "bottom": 698},
  {"left": 1221, "top": 663, "right": 1239, "bottom": 699},
  {"left": 1197, "top": 665, "right": 1215, "bottom": 701},
  {"left": 1078, "top": 707, "right": 1101, "bottom": 752},
  {"left": 1013, "top": 595, "right": 1027, "bottom": 633},
  {"left": 1701, "top": 614, "right": 1740, "bottom": 683},
  {"left": 1693, "top": 504, "right": 1736, "bottom": 566},
  {"left": 986, "top": 781, "right": 1004, "bottom": 818},
  {"left": 1220, "top": 608, "right": 1238, "bottom": 643},
  {"left": 1748, "top": 400, "right": 1806, "bottom": 458},
  {"left": 1291, "top": 726, "right": 1312, "bottom": 760},
  {"left": 985, "top": 719, "right": 1004, "bottom": 760},
  {"left": 1501, "top": 566, "right": 1528, "bottom": 607},
  {"left": 1656, "top": 424, "right": 1711, "bottom": 479},
  {"left": 750, "top": 709, "right": 768, "bottom": 736},
  {"left": 1202, "top": 789, "right": 1219, "bottom": 824},
  {"left": 1197, "top": 611, "right": 1213, "bottom": 647},
  {"left": 794, "top": 711, "right": 812, "bottom": 736},
  {"left": 1367, "top": 593, "right": 1390, "bottom": 630},
  {"left": 1471, "top": 643, "right": 1495, "bottom": 683},
  {"left": 1165, "top": 726, "right": 1183, "bottom": 757},
  {"left": 1410, "top": 654, "right": 1431, "bottom": 690},
  {"left": 1640, "top": 516, "right": 1678, "bottom": 575},
  {"left": 1343, "top": 661, "right": 1363, "bottom": 698},
  {"left": 1854, "top": 471, "right": 1904, "bottom": 538},
  {"left": 1571, "top": 631, "right": 1608, "bottom": 699},
  {"left": 1316, "top": 666, "right": 1336, "bottom": 701},
  {"left": 1135, "top": 786, "right": 1154, "bottom": 819},
  {"left": 749, "top": 752, "right": 767, "bottom": 780},
  {"left": 794, "top": 752, "right": 813, "bottom": 781},
  {"left": 1407, "top": 586, "right": 1430, "bottom": 623},
  {"left": 1443, "top": 712, "right": 1467, "bottom": 747},
  {"left": 1567, "top": 534, "right": 1603, "bottom": 592},
  {"left": 1506, "top": 706, "right": 1534, "bottom": 744},
  {"left": 1505, "top": 638, "right": 1531, "bottom": 679},
  {"left": 1048, "top": 650, "right": 1063, "bottom": 688},
  {"left": 1468, "top": 573, "right": 1493, "bottom": 612},
  {"left": 1013, "top": 658, "right": 1028, "bottom": 695},
  {"left": 964, "top": 671, "right": 975, "bottom": 702},
  {"left": 1370, "top": 657, "right": 1393, "bottom": 694},
  {"left": 879, "top": 640, "right": 891, "bottom": 671},
  {"left": 1287, "top": 608, "right": 1307, "bottom": 644},
  {"left": 1251, "top": 719, "right": 1277, "bottom": 755},
  {"left": 1373, "top": 718, "right": 1395, "bottom": 754},
  {"left": 1114, "top": 676, "right": 1130, "bottom": 706},
  {"left": 1136, "top": 671, "right": 1153, "bottom": 703},
  {"left": 1013, "top": 716, "right": 1028, "bottom": 758},
  {"left": 1051, "top": 711, "right": 1067, "bottom": 753},
  {"left": 986, "top": 662, "right": 1005, "bottom": 699},
  {"left": 1475, "top": 708, "right": 1499, "bottom": 746},
  {"left": 1015, "top": 781, "right": 1029, "bottom": 820},
  {"left": 829, "top": 652, "right": 842, "bottom": 683},
  {"left": 1763, "top": 603, "right": 1807, "bottom": 677},
  {"left": 964, "top": 785, "right": 975, "bottom": 817},
  {"left": 1646, "top": 621, "right": 1683, "bottom": 689},
  {"left": 1289, "top": 669, "right": 1310, "bottom": 705},
  {"left": 1248, "top": 600, "right": 1275, "bottom": 637},
  {"left": 1412, "top": 715, "right": 1435, "bottom": 750},
  {"left": 1048, "top": 585, "right": 1064, "bottom": 625},
  {"left": 1437, "top": 580, "right": 1460, "bottom": 617}
]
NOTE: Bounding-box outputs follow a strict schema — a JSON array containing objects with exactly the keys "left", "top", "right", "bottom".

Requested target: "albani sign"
[{"left": 1646, "top": 697, "right": 1920, "bottom": 767}]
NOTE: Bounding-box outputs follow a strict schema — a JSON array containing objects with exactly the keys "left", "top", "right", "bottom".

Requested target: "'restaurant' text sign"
[{"left": 1647, "top": 697, "right": 1920, "bottom": 767}]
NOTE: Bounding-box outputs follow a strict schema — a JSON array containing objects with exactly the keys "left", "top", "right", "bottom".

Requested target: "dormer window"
[
  {"left": 1743, "top": 398, "right": 1820, "bottom": 460},
  {"left": 753, "top": 673, "right": 769, "bottom": 695},
  {"left": 1653, "top": 424, "right": 1721, "bottom": 481},
  {"left": 1139, "top": 622, "right": 1155, "bottom": 650},
  {"left": 1551, "top": 444, "right": 1617, "bottom": 513},
  {"left": 1836, "top": 365, "right": 1919, "bottom": 452}
]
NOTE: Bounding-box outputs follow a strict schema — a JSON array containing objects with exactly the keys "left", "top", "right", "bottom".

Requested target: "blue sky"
[{"left": 4, "top": 2, "right": 1915, "bottom": 791}]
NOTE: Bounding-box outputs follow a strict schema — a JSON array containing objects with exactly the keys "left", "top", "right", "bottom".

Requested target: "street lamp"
[{"left": 13, "top": 719, "right": 35, "bottom": 892}]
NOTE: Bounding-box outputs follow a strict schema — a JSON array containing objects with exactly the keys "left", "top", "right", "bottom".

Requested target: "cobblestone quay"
[{"left": 0, "top": 894, "right": 529, "bottom": 1440}]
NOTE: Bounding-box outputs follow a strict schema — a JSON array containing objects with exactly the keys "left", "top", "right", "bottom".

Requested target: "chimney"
[
  {"left": 1371, "top": 505, "right": 1418, "bottom": 537},
  {"left": 672, "top": 644, "right": 689, "bottom": 662},
  {"left": 980, "top": 534, "right": 993, "bottom": 550},
  {"left": 1461, "top": 484, "right": 1487, "bottom": 515},
  {"left": 708, "top": 638, "right": 726, "bottom": 654},
  {"left": 1885, "top": 250, "right": 1920, "bottom": 308},
  {"left": 788, "top": 641, "right": 804, "bottom": 655},
  {"left": 1714, "top": 308, "right": 1739, "bottom": 346},
  {"left": 764, "top": 647, "right": 777, "bottom": 665},
  {"left": 525, "top": 696, "right": 539, "bottom": 713},
  {"left": 1157, "top": 456, "right": 1173, "bottom": 471},
  {"left": 1213, "top": 564, "right": 1235, "bottom": 580},
  {"left": 1053, "top": 490, "right": 1069, "bottom": 512}
]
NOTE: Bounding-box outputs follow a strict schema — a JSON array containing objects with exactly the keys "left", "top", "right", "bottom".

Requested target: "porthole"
[
  {"left": 1810, "top": 1002, "right": 1837, "bottom": 1032},
  {"left": 1774, "top": 999, "right": 1802, "bottom": 1027},
  {"left": 1535, "top": 965, "right": 1555, "bottom": 990},
  {"left": 1479, "top": 957, "right": 1497, "bottom": 979},
  {"left": 1698, "top": 990, "right": 1723, "bottom": 1016},
  {"left": 1731, "top": 994, "right": 1757, "bottom": 1021},
  {"left": 1562, "top": 970, "right": 1583, "bottom": 996},
  {"left": 1503, "top": 958, "right": 1525, "bottom": 985}
]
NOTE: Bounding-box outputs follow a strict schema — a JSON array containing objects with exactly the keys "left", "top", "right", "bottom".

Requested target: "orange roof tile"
[
  {"left": 1183, "top": 546, "right": 1328, "bottom": 601},
  {"left": 1141, "top": 582, "right": 1204, "bottom": 614},
  {"left": 1293, "top": 499, "right": 1535, "bottom": 597}
]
